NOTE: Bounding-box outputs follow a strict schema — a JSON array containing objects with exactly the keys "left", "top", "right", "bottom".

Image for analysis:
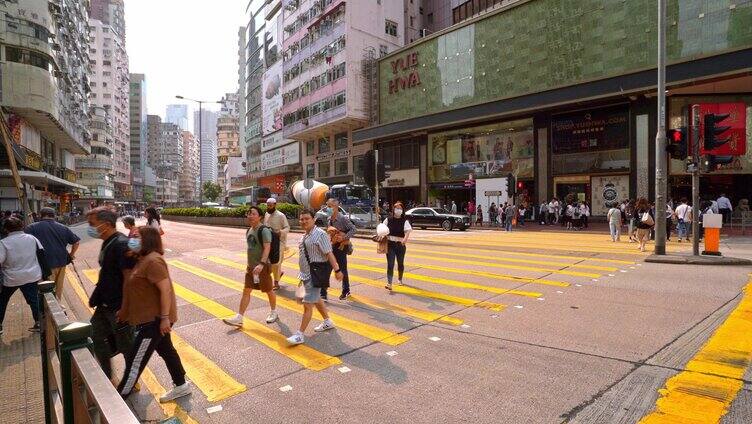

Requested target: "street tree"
[{"left": 202, "top": 181, "right": 222, "bottom": 202}]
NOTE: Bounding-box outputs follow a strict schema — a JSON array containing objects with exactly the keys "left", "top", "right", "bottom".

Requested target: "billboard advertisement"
[
  {"left": 260, "top": 142, "right": 299, "bottom": 171},
  {"left": 262, "top": 61, "right": 283, "bottom": 135}
]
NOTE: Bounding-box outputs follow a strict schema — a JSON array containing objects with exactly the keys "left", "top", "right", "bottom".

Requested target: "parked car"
[
  {"left": 315, "top": 206, "right": 369, "bottom": 228},
  {"left": 405, "top": 207, "right": 470, "bottom": 231}
]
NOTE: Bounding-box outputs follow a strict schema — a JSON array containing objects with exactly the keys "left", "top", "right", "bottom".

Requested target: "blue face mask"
[
  {"left": 87, "top": 225, "right": 101, "bottom": 238},
  {"left": 325, "top": 207, "right": 333, "bottom": 215},
  {"left": 127, "top": 238, "right": 141, "bottom": 252}
]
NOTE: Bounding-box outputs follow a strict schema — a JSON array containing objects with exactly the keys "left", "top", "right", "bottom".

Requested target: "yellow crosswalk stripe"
[
  {"left": 346, "top": 255, "right": 571, "bottom": 288},
  {"left": 234, "top": 252, "right": 546, "bottom": 297},
  {"left": 64, "top": 268, "right": 201, "bottom": 423},
  {"left": 77, "top": 268, "right": 247, "bottom": 402},
  {"left": 368, "top": 252, "right": 601, "bottom": 278},
  {"left": 348, "top": 238, "right": 635, "bottom": 265},
  {"left": 171, "top": 282, "right": 341, "bottom": 371},
  {"left": 399, "top": 246, "right": 619, "bottom": 272},
  {"left": 204, "top": 256, "right": 465, "bottom": 326},
  {"left": 418, "top": 237, "right": 648, "bottom": 255},
  {"left": 168, "top": 260, "right": 409, "bottom": 346}
]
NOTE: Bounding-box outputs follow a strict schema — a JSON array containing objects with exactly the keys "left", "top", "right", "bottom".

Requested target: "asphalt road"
[{"left": 62, "top": 219, "right": 752, "bottom": 423}]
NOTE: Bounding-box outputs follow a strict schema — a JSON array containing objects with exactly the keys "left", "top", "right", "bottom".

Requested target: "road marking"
[
  {"left": 65, "top": 268, "right": 200, "bottom": 424},
  {"left": 394, "top": 246, "right": 618, "bottom": 272},
  {"left": 169, "top": 260, "right": 409, "bottom": 346},
  {"left": 386, "top": 351, "right": 398, "bottom": 357},
  {"left": 233, "top": 253, "right": 510, "bottom": 309},
  {"left": 417, "top": 237, "right": 649, "bottom": 256},
  {"left": 171, "top": 282, "right": 341, "bottom": 371},
  {"left": 514, "top": 305, "right": 523, "bottom": 309},
  {"left": 349, "top": 238, "right": 636, "bottom": 264},
  {"left": 279, "top": 385, "right": 293, "bottom": 392},
  {"left": 206, "top": 405, "right": 223, "bottom": 414},
  {"left": 206, "top": 256, "right": 465, "bottom": 326},
  {"left": 461, "top": 324, "right": 471, "bottom": 329},
  {"left": 82, "top": 268, "right": 99, "bottom": 285},
  {"left": 345, "top": 256, "right": 571, "bottom": 288},
  {"left": 639, "top": 280, "right": 752, "bottom": 424},
  {"left": 338, "top": 366, "right": 351, "bottom": 373},
  {"left": 428, "top": 336, "right": 441, "bottom": 342},
  {"left": 351, "top": 253, "right": 601, "bottom": 279}
]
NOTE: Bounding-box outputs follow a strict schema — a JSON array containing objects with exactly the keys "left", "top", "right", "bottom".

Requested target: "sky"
[{"left": 125, "top": 0, "right": 246, "bottom": 124}]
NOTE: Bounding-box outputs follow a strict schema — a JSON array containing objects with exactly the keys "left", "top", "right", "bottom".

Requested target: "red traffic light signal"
[{"left": 666, "top": 127, "right": 687, "bottom": 160}]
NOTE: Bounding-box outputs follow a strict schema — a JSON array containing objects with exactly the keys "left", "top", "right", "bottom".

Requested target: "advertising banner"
[
  {"left": 551, "top": 105, "right": 629, "bottom": 154},
  {"left": 262, "top": 61, "right": 283, "bottom": 135},
  {"left": 591, "top": 175, "right": 629, "bottom": 216},
  {"left": 260, "top": 143, "right": 299, "bottom": 171}
]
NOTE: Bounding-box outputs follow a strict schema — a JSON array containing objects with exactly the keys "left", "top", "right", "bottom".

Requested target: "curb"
[{"left": 644, "top": 254, "right": 752, "bottom": 266}]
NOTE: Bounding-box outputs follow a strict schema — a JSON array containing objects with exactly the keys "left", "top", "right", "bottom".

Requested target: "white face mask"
[{"left": 394, "top": 209, "right": 403, "bottom": 217}]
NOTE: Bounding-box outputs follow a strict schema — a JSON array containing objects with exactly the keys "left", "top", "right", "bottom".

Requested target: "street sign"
[
  {"left": 485, "top": 190, "right": 502, "bottom": 196},
  {"left": 303, "top": 178, "right": 314, "bottom": 189},
  {"left": 695, "top": 103, "right": 747, "bottom": 156}
]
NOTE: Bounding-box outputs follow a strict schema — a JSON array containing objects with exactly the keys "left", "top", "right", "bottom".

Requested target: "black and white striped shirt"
[{"left": 298, "top": 227, "right": 332, "bottom": 281}]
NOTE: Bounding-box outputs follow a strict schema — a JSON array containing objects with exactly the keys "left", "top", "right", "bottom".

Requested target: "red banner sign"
[{"left": 696, "top": 102, "right": 747, "bottom": 156}]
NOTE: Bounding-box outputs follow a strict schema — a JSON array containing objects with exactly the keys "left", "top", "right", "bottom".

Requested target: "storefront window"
[
  {"left": 380, "top": 139, "right": 420, "bottom": 171},
  {"left": 427, "top": 118, "right": 533, "bottom": 182},
  {"left": 335, "top": 158, "right": 348, "bottom": 175},
  {"left": 319, "top": 161, "right": 330, "bottom": 177},
  {"left": 318, "top": 137, "right": 329, "bottom": 153},
  {"left": 335, "top": 132, "right": 348, "bottom": 150},
  {"left": 306, "top": 163, "right": 314, "bottom": 178},
  {"left": 550, "top": 105, "right": 630, "bottom": 175}
]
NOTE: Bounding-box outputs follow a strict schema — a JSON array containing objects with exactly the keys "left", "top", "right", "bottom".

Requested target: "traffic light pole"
[
  {"left": 691, "top": 104, "right": 700, "bottom": 256},
  {"left": 653, "top": 0, "right": 668, "bottom": 255},
  {"left": 374, "top": 149, "right": 379, "bottom": 217}
]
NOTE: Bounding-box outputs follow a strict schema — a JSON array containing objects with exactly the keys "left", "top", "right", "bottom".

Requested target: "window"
[
  {"left": 385, "top": 20, "right": 397, "bottom": 37},
  {"left": 306, "top": 141, "right": 314, "bottom": 156},
  {"left": 5, "top": 46, "right": 50, "bottom": 71},
  {"left": 427, "top": 13, "right": 433, "bottom": 24},
  {"left": 306, "top": 163, "right": 315, "bottom": 178},
  {"left": 335, "top": 158, "right": 348, "bottom": 175},
  {"left": 379, "top": 45, "right": 388, "bottom": 57},
  {"left": 353, "top": 155, "right": 365, "bottom": 182},
  {"left": 335, "top": 133, "right": 348, "bottom": 150},
  {"left": 318, "top": 137, "right": 330, "bottom": 153},
  {"left": 319, "top": 161, "right": 330, "bottom": 177},
  {"left": 410, "top": 16, "right": 415, "bottom": 27}
]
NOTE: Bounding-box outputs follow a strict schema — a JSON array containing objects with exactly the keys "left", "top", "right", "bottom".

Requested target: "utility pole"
[
  {"left": 654, "top": 0, "right": 668, "bottom": 255},
  {"left": 374, "top": 149, "right": 380, "bottom": 217},
  {"left": 691, "top": 104, "right": 700, "bottom": 256},
  {"left": 0, "top": 109, "right": 32, "bottom": 224}
]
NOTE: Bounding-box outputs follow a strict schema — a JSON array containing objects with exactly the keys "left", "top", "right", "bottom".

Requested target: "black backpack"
[{"left": 257, "top": 225, "right": 280, "bottom": 264}]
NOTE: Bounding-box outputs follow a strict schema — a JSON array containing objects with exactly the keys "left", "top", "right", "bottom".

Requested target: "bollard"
[{"left": 702, "top": 213, "right": 723, "bottom": 256}]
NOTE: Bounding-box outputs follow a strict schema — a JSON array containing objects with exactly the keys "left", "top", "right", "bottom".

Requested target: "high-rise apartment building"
[
  {"left": 279, "top": 0, "right": 409, "bottom": 186},
  {"left": 166, "top": 104, "right": 189, "bottom": 131},
  {"left": 178, "top": 131, "right": 200, "bottom": 202},
  {"left": 78, "top": 0, "right": 131, "bottom": 202},
  {"left": 1, "top": 0, "right": 90, "bottom": 212},
  {"left": 194, "top": 108, "right": 219, "bottom": 186},
  {"left": 129, "top": 73, "right": 155, "bottom": 203},
  {"left": 217, "top": 93, "right": 240, "bottom": 194},
  {"left": 157, "top": 122, "right": 184, "bottom": 180}
]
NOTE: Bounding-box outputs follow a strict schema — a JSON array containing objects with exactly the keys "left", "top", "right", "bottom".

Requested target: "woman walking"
[
  {"left": 634, "top": 198, "right": 655, "bottom": 252},
  {"left": 383, "top": 202, "right": 412, "bottom": 290},
  {"left": 476, "top": 205, "right": 483, "bottom": 227},
  {"left": 607, "top": 203, "right": 622, "bottom": 242},
  {"left": 0, "top": 217, "right": 48, "bottom": 334},
  {"left": 145, "top": 207, "right": 163, "bottom": 235},
  {"left": 116, "top": 226, "right": 190, "bottom": 402}
]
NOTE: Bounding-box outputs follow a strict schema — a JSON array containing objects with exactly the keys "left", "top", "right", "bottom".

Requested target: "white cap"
[{"left": 266, "top": 198, "right": 277, "bottom": 204}]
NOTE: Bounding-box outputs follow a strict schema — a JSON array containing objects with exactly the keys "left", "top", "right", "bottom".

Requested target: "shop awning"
[{"left": 0, "top": 169, "right": 87, "bottom": 190}]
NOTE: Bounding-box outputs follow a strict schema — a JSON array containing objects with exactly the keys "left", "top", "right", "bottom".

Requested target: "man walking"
[
  {"left": 25, "top": 207, "right": 80, "bottom": 300},
  {"left": 674, "top": 198, "right": 692, "bottom": 242},
  {"left": 717, "top": 193, "right": 733, "bottom": 224},
  {"left": 322, "top": 198, "right": 355, "bottom": 301},
  {"left": 86, "top": 207, "right": 135, "bottom": 380},
  {"left": 504, "top": 203, "right": 517, "bottom": 232},
  {"left": 451, "top": 201, "right": 457, "bottom": 215},
  {"left": 287, "top": 209, "right": 343, "bottom": 346},
  {"left": 263, "top": 198, "right": 289, "bottom": 291},
  {"left": 224, "top": 206, "right": 278, "bottom": 327}
]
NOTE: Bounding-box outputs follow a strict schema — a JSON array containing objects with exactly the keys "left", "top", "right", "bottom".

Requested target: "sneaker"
[
  {"left": 396, "top": 280, "right": 402, "bottom": 285},
  {"left": 159, "top": 381, "right": 191, "bottom": 403},
  {"left": 314, "top": 319, "right": 335, "bottom": 332},
  {"left": 385, "top": 282, "right": 393, "bottom": 290},
  {"left": 338, "top": 291, "right": 351, "bottom": 301},
  {"left": 272, "top": 282, "right": 280, "bottom": 291},
  {"left": 321, "top": 292, "right": 328, "bottom": 302},
  {"left": 222, "top": 314, "right": 243, "bottom": 327},
  {"left": 0, "top": 325, "right": 3, "bottom": 335},
  {"left": 265, "top": 310, "right": 278, "bottom": 323},
  {"left": 287, "top": 332, "right": 304, "bottom": 345},
  {"left": 28, "top": 322, "right": 40, "bottom": 332}
]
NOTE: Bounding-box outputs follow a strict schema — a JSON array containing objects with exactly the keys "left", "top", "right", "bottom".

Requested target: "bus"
[
  {"left": 328, "top": 184, "right": 373, "bottom": 209},
  {"left": 226, "top": 186, "right": 272, "bottom": 206}
]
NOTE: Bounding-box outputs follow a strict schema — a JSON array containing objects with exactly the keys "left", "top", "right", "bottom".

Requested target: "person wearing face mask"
[
  {"left": 86, "top": 207, "right": 136, "bottom": 382},
  {"left": 263, "top": 198, "right": 289, "bottom": 291},
  {"left": 321, "top": 197, "right": 356, "bottom": 301},
  {"left": 383, "top": 201, "right": 412, "bottom": 290}
]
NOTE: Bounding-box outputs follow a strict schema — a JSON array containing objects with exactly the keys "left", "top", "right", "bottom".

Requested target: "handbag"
[
  {"left": 295, "top": 283, "right": 305, "bottom": 301},
  {"left": 302, "top": 235, "right": 332, "bottom": 289},
  {"left": 641, "top": 211, "right": 655, "bottom": 227}
]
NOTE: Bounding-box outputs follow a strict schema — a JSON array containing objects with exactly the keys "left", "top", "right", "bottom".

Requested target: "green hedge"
[{"left": 162, "top": 203, "right": 302, "bottom": 218}]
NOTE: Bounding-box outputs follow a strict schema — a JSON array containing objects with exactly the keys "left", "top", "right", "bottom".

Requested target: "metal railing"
[
  {"left": 38, "top": 281, "right": 139, "bottom": 424},
  {"left": 729, "top": 211, "right": 752, "bottom": 234}
]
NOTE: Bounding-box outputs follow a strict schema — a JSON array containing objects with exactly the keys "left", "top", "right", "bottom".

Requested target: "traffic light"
[
  {"left": 703, "top": 113, "right": 732, "bottom": 152},
  {"left": 363, "top": 150, "right": 375, "bottom": 187},
  {"left": 506, "top": 173, "right": 516, "bottom": 198},
  {"left": 666, "top": 127, "right": 688, "bottom": 160},
  {"left": 377, "top": 163, "right": 388, "bottom": 183}
]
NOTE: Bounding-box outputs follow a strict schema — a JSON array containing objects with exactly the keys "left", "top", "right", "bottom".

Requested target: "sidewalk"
[{"left": 0, "top": 293, "right": 44, "bottom": 424}]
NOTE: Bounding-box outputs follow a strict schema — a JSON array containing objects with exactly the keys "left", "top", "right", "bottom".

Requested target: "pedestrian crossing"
[{"left": 63, "top": 230, "right": 653, "bottom": 423}]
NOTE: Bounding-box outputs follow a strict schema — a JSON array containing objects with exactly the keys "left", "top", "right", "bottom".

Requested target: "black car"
[{"left": 405, "top": 207, "right": 470, "bottom": 231}]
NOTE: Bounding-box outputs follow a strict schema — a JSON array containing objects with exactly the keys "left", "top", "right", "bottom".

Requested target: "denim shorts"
[{"left": 302, "top": 279, "right": 320, "bottom": 304}]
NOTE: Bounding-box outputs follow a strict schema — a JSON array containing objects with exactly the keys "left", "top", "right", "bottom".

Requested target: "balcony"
[
  {"left": 0, "top": 62, "right": 89, "bottom": 154},
  {"left": 283, "top": 103, "right": 366, "bottom": 141}
]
